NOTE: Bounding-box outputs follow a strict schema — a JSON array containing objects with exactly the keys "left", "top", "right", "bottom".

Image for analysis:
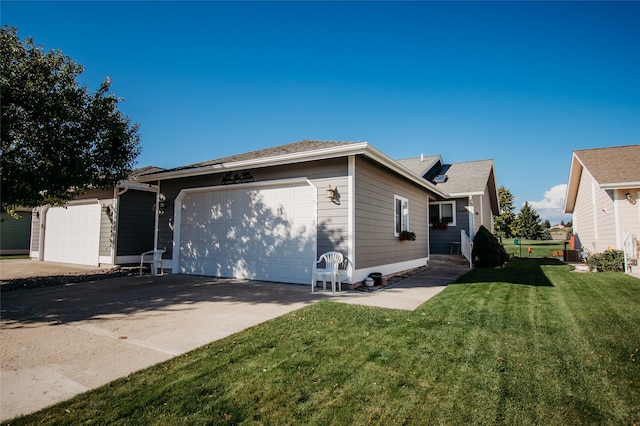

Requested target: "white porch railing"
[
  {"left": 623, "top": 230, "right": 639, "bottom": 273},
  {"left": 461, "top": 230, "right": 473, "bottom": 268}
]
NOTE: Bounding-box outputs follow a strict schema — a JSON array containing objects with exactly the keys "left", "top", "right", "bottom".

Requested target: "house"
[
  {"left": 397, "top": 155, "right": 499, "bottom": 254},
  {"left": 29, "top": 167, "right": 162, "bottom": 266},
  {"left": 135, "top": 140, "right": 498, "bottom": 286},
  {"left": 564, "top": 145, "right": 640, "bottom": 271},
  {"left": 1, "top": 208, "right": 32, "bottom": 256}
]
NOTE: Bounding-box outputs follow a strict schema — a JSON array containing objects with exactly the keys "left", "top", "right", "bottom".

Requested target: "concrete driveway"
[
  {"left": 0, "top": 274, "right": 334, "bottom": 421},
  {"left": 0, "top": 260, "right": 468, "bottom": 422}
]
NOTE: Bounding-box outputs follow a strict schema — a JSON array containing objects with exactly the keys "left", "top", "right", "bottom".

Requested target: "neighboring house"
[
  {"left": 135, "top": 140, "right": 497, "bottom": 286},
  {"left": 397, "top": 155, "right": 499, "bottom": 254},
  {"left": 564, "top": 145, "right": 640, "bottom": 270},
  {"left": 29, "top": 167, "right": 162, "bottom": 266},
  {"left": 0, "top": 208, "right": 32, "bottom": 256}
]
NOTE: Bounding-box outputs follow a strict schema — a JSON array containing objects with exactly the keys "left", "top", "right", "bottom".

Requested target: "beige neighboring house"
[{"left": 564, "top": 145, "right": 640, "bottom": 273}]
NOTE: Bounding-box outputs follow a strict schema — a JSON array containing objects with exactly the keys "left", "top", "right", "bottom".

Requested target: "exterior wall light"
[
  {"left": 326, "top": 185, "right": 336, "bottom": 202},
  {"left": 157, "top": 193, "right": 168, "bottom": 214},
  {"left": 625, "top": 192, "right": 637, "bottom": 205}
]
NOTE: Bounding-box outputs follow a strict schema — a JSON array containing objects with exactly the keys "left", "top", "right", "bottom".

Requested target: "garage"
[
  {"left": 43, "top": 202, "right": 101, "bottom": 265},
  {"left": 175, "top": 180, "right": 317, "bottom": 284}
]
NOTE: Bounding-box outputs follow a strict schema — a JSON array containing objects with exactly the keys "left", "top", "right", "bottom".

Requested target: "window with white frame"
[
  {"left": 429, "top": 201, "right": 456, "bottom": 226},
  {"left": 394, "top": 195, "right": 409, "bottom": 235}
]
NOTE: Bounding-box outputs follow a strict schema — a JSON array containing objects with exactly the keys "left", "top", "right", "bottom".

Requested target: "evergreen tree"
[
  {"left": 494, "top": 186, "right": 517, "bottom": 239},
  {"left": 514, "top": 202, "right": 545, "bottom": 240}
]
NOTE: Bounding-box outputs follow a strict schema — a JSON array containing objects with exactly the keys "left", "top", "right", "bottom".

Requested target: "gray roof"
[
  {"left": 157, "top": 140, "right": 361, "bottom": 173},
  {"left": 397, "top": 157, "right": 496, "bottom": 195},
  {"left": 396, "top": 156, "right": 442, "bottom": 177},
  {"left": 129, "top": 166, "right": 164, "bottom": 178}
]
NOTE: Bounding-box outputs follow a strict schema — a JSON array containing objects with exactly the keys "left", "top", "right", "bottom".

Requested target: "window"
[
  {"left": 394, "top": 195, "right": 409, "bottom": 235},
  {"left": 430, "top": 201, "right": 456, "bottom": 225}
]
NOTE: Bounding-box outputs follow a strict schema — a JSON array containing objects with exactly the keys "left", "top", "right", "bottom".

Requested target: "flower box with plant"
[
  {"left": 432, "top": 222, "right": 448, "bottom": 230},
  {"left": 399, "top": 230, "right": 416, "bottom": 241}
]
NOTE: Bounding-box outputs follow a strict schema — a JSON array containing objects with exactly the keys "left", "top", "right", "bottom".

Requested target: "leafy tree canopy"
[
  {"left": 1, "top": 26, "right": 141, "bottom": 214},
  {"left": 494, "top": 186, "right": 517, "bottom": 238}
]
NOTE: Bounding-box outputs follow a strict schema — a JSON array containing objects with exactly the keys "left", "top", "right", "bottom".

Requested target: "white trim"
[
  {"left": 614, "top": 190, "right": 622, "bottom": 249},
  {"left": 429, "top": 200, "right": 457, "bottom": 226},
  {"left": 394, "top": 194, "right": 409, "bottom": 236},
  {"left": 348, "top": 155, "right": 355, "bottom": 284},
  {"left": 117, "top": 181, "right": 158, "bottom": 192},
  {"left": 99, "top": 255, "right": 113, "bottom": 265},
  {"left": 137, "top": 142, "right": 448, "bottom": 199},
  {"left": 353, "top": 257, "right": 427, "bottom": 284},
  {"left": 172, "top": 178, "right": 317, "bottom": 275}
]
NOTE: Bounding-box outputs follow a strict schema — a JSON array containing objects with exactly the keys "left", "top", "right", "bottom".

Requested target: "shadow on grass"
[{"left": 452, "top": 257, "right": 566, "bottom": 287}]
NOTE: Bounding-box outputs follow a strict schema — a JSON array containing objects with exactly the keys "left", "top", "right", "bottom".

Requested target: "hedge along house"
[
  {"left": 29, "top": 167, "right": 162, "bottom": 266},
  {"left": 135, "top": 140, "right": 451, "bottom": 285},
  {"left": 397, "top": 155, "right": 499, "bottom": 254}
]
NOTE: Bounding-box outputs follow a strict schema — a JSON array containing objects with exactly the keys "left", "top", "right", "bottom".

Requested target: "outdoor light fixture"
[
  {"left": 157, "top": 193, "right": 168, "bottom": 214},
  {"left": 625, "top": 192, "right": 637, "bottom": 205},
  {"left": 326, "top": 185, "right": 336, "bottom": 202}
]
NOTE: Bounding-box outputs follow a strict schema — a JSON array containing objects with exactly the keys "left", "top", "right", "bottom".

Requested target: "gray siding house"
[
  {"left": 0, "top": 208, "right": 32, "bottom": 255},
  {"left": 136, "top": 140, "right": 498, "bottom": 286},
  {"left": 397, "top": 156, "right": 499, "bottom": 254},
  {"left": 29, "top": 167, "right": 161, "bottom": 266}
]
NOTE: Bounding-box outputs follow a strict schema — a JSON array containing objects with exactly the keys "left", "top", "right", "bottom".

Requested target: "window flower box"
[
  {"left": 399, "top": 231, "right": 416, "bottom": 241},
  {"left": 432, "top": 223, "right": 448, "bottom": 230}
]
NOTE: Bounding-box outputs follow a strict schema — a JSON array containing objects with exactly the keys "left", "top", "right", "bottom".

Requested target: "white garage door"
[
  {"left": 178, "top": 182, "right": 316, "bottom": 284},
  {"left": 43, "top": 203, "right": 101, "bottom": 265}
]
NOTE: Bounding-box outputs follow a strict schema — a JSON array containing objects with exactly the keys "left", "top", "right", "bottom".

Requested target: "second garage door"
[
  {"left": 43, "top": 203, "right": 101, "bottom": 266},
  {"left": 177, "top": 181, "right": 316, "bottom": 284}
]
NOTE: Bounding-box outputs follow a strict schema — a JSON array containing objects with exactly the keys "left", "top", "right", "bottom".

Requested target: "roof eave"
[
  {"left": 364, "top": 146, "right": 448, "bottom": 198},
  {"left": 135, "top": 142, "right": 449, "bottom": 198},
  {"left": 136, "top": 142, "right": 370, "bottom": 182},
  {"left": 599, "top": 181, "right": 640, "bottom": 189},
  {"left": 563, "top": 153, "right": 583, "bottom": 213}
]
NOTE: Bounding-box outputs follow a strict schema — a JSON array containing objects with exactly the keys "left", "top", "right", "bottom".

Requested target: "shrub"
[
  {"left": 472, "top": 225, "right": 509, "bottom": 267},
  {"left": 585, "top": 249, "right": 625, "bottom": 272}
]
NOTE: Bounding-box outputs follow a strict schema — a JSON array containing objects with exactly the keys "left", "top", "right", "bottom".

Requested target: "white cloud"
[{"left": 526, "top": 184, "right": 572, "bottom": 224}]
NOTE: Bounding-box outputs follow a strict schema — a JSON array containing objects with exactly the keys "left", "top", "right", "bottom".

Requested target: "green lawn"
[
  {"left": 5, "top": 259, "right": 640, "bottom": 425},
  {"left": 501, "top": 239, "right": 566, "bottom": 259}
]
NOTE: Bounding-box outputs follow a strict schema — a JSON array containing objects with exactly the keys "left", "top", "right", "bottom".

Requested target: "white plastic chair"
[
  {"left": 312, "top": 251, "right": 344, "bottom": 294},
  {"left": 139, "top": 249, "right": 166, "bottom": 277}
]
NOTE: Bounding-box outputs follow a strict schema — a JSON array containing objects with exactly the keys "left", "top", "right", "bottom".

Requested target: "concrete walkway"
[{"left": 0, "top": 261, "right": 469, "bottom": 421}]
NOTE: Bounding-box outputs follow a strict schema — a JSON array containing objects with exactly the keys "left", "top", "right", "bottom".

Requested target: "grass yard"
[
  {"left": 5, "top": 259, "right": 639, "bottom": 425},
  {"left": 501, "top": 239, "right": 566, "bottom": 259}
]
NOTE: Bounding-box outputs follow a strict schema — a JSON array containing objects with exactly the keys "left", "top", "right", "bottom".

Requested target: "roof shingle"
[{"left": 574, "top": 145, "right": 640, "bottom": 185}]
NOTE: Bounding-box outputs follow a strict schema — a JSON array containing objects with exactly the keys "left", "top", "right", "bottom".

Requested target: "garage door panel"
[
  {"left": 43, "top": 204, "right": 100, "bottom": 266},
  {"left": 179, "top": 183, "right": 316, "bottom": 284}
]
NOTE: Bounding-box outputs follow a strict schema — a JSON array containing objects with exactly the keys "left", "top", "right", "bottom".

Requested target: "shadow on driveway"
[{"left": 1, "top": 274, "right": 321, "bottom": 328}]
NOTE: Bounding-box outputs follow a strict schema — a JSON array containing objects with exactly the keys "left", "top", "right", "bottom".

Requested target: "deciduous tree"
[{"left": 1, "top": 26, "right": 141, "bottom": 214}]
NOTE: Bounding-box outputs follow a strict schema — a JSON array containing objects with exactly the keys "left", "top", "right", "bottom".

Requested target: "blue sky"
[{"left": 3, "top": 1, "right": 639, "bottom": 224}]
